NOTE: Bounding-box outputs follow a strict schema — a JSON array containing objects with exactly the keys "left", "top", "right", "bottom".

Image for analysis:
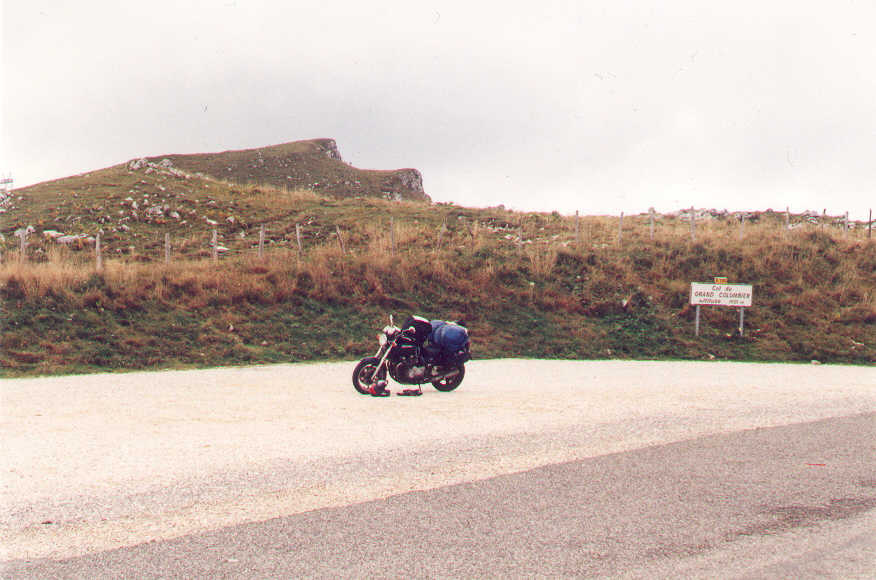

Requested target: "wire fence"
[{"left": 2, "top": 206, "right": 873, "bottom": 270}]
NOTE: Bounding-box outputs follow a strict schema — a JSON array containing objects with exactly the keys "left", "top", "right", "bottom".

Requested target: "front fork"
[{"left": 369, "top": 342, "right": 394, "bottom": 386}]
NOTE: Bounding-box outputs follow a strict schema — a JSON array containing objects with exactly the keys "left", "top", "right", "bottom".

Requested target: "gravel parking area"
[{"left": 2, "top": 359, "right": 874, "bottom": 560}]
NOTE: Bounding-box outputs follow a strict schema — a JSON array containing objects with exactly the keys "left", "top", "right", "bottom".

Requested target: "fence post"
[
  {"left": 844, "top": 211, "right": 849, "bottom": 237},
  {"left": 19, "top": 230, "right": 26, "bottom": 263},
  {"left": 212, "top": 229, "right": 218, "bottom": 263},
  {"left": 690, "top": 206, "right": 696, "bottom": 242},
  {"left": 649, "top": 207, "right": 655, "bottom": 241},
  {"left": 390, "top": 217, "right": 396, "bottom": 256},
  {"left": 785, "top": 206, "right": 790, "bottom": 231},
  {"left": 258, "top": 224, "right": 265, "bottom": 258},
  {"left": 336, "top": 225, "right": 346, "bottom": 254},
  {"left": 869, "top": 208, "right": 872, "bottom": 239},
  {"left": 617, "top": 212, "right": 624, "bottom": 246},
  {"left": 738, "top": 213, "right": 745, "bottom": 241},
  {"left": 295, "top": 223, "right": 303, "bottom": 256},
  {"left": 459, "top": 215, "right": 474, "bottom": 239},
  {"left": 165, "top": 232, "right": 171, "bottom": 264},
  {"left": 822, "top": 209, "right": 826, "bottom": 232},
  {"left": 95, "top": 233, "right": 103, "bottom": 271},
  {"left": 575, "top": 211, "right": 581, "bottom": 249}
]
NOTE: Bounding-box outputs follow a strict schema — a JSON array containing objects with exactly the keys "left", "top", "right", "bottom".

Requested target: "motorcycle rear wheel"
[
  {"left": 432, "top": 363, "right": 465, "bottom": 392},
  {"left": 352, "top": 357, "right": 381, "bottom": 394}
]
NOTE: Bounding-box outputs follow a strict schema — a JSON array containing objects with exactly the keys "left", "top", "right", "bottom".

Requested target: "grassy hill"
[
  {"left": 151, "top": 139, "right": 429, "bottom": 202},
  {"left": 1, "top": 143, "right": 874, "bottom": 376}
]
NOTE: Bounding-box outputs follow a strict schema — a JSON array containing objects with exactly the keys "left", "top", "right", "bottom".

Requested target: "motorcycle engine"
[{"left": 393, "top": 361, "right": 425, "bottom": 381}]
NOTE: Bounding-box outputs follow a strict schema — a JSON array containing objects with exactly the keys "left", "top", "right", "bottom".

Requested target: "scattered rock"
[
  {"left": 128, "top": 158, "right": 147, "bottom": 171},
  {"left": 56, "top": 234, "right": 87, "bottom": 245},
  {"left": 128, "top": 157, "right": 191, "bottom": 179}
]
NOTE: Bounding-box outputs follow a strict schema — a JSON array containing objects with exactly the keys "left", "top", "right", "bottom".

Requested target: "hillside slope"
[
  {"left": 0, "top": 139, "right": 427, "bottom": 260},
  {"left": 149, "top": 139, "right": 428, "bottom": 201},
  {"left": 1, "top": 147, "right": 874, "bottom": 376}
]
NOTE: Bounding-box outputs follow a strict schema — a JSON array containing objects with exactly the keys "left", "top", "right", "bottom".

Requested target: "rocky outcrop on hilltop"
[
  {"left": 379, "top": 169, "right": 425, "bottom": 201},
  {"left": 152, "top": 139, "right": 430, "bottom": 203},
  {"left": 319, "top": 139, "right": 344, "bottom": 162}
]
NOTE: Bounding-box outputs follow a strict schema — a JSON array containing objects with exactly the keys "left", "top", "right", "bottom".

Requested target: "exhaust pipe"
[{"left": 430, "top": 369, "right": 459, "bottom": 382}]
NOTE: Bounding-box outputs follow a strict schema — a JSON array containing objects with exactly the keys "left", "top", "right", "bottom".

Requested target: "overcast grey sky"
[{"left": 2, "top": 1, "right": 874, "bottom": 219}]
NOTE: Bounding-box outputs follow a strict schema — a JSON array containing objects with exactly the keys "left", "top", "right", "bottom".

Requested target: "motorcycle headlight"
[{"left": 379, "top": 333, "right": 388, "bottom": 346}]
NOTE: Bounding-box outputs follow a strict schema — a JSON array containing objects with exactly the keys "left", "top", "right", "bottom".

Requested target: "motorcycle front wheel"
[
  {"left": 352, "top": 357, "right": 381, "bottom": 394},
  {"left": 432, "top": 363, "right": 465, "bottom": 392}
]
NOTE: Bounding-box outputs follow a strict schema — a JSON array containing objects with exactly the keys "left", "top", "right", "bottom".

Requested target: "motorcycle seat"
[{"left": 422, "top": 343, "right": 443, "bottom": 360}]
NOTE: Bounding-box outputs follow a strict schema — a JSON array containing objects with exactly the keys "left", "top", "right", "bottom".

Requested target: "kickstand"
[{"left": 397, "top": 388, "right": 422, "bottom": 396}]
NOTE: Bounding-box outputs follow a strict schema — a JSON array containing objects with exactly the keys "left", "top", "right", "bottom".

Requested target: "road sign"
[
  {"left": 690, "top": 281, "right": 754, "bottom": 337},
  {"left": 690, "top": 282, "right": 753, "bottom": 307}
]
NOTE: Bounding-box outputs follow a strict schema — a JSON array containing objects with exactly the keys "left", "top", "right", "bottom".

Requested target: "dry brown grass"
[
  {"left": 3, "top": 206, "right": 873, "bottom": 376},
  {"left": 3, "top": 212, "right": 871, "bottom": 306}
]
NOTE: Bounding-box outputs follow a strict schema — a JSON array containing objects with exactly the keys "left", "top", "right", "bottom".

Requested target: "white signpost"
[{"left": 690, "top": 281, "right": 753, "bottom": 336}]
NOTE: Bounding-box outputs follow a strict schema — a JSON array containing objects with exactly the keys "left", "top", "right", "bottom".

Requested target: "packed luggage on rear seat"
[{"left": 429, "top": 320, "right": 470, "bottom": 362}]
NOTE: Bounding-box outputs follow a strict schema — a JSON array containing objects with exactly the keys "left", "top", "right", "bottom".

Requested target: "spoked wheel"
[
  {"left": 432, "top": 364, "right": 465, "bottom": 392},
  {"left": 353, "top": 357, "right": 382, "bottom": 394}
]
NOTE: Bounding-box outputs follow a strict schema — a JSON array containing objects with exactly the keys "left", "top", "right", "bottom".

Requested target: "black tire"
[
  {"left": 432, "top": 364, "right": 465, "bottom": 392},
  {"left": 352, "top": 357, "right": 381, "bottom": 394}
]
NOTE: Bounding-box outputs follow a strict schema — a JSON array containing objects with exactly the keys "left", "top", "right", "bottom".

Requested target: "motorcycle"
[{"left": 352, "top": 315, "right": 470, "bottom": 395}]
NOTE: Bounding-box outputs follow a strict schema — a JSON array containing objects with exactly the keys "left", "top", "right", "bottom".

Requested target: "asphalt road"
[
  {"left": 2, "top": 360, "right": 874, "bottom": 578},
  {"left": 5, "top": 414, "right": 875, "bottom": 579}
]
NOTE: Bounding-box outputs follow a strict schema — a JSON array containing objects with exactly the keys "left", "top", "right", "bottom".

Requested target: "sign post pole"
[
  {"left": 695, "top": 305, "right": 701, "bottom": 337},
  {"left": 739, "top": 307, "right": 745, "bottom": 336}
]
